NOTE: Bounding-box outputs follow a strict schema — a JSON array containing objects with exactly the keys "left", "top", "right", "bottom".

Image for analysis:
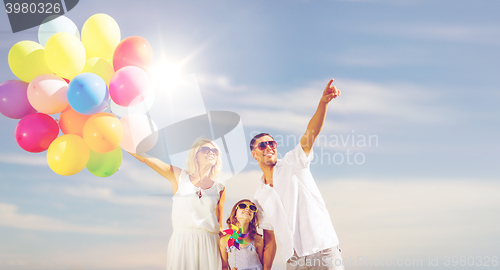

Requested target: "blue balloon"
[{"left": 67, "top": 73, "right": 109, "bottom": 115}]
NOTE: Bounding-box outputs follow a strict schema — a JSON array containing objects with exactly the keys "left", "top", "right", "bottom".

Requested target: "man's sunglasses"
[
  {"left": 198, "top": 146, "right": 219, "bottom": 156},
  {"left": 238, "top": 203, "right": 258, "bottom": 212},
  {"left": 254, "top": 141, "right": 277, "bottom": 151}
]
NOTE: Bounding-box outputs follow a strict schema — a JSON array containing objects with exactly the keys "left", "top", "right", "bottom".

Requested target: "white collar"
[{"left": 259, "top": 159, "right": 283, "bottom": 186}]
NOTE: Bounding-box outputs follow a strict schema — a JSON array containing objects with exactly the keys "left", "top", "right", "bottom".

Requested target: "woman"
[
  {"left": 130, "top": 138, "right": 225, "bottom": 270},
  {"left": 220, "top": 199, "right": 264, "bottom": 270}
]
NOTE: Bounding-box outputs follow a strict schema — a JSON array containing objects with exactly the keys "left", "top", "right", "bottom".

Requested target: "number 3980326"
[{"left": 5, "top": 2, "right": 61, "bottom": 14}]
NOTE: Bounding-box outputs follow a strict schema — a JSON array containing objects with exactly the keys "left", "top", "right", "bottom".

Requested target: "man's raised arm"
[{"left": 300, "top": 78, "right": 341, "bottom": 156}]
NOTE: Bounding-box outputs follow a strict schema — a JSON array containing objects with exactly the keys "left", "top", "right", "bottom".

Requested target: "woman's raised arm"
[{"left": 129, "top": 152, "right": 182, "bottom": 194}]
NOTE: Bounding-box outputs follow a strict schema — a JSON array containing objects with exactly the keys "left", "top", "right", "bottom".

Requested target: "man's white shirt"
[{"left": 254, "top": 144, "right": 339, "bottom": 262}]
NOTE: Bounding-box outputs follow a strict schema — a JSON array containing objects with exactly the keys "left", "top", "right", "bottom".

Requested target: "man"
[{"left": 251, "top": 78, "right": 344, "bottom": 270}]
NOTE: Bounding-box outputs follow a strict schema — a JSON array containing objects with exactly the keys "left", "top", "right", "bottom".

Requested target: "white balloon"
[
  {"left": 38, "top": 15, "right": 80, "bottom": 47},
  {"left": 27, "top": 74, "right": 68, "bottom": 114},
  {"left": 120, "top": 114, "right": 158, "bottom": 153},
  {"left": 110, "top": 89, "right": 155, "bottom": 117}
]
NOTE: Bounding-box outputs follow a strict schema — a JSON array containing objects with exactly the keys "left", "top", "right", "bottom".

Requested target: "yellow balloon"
[
  {"left": 8, "top": 41, "right": 52, "bottom": 82},
  {"left": 81, "top": 14, "right": 121, "bottom": 61},
  {"left": 83, "top": 112, "right": 123, "bottom": 153},
  {"left": 107, "top": 58, "right": 114, "bottom": 69},
  {"left": 82, "top": 57, "right": 115, "bottom": 86},
  {"left": 47, "top": 134, "right": 90, "bottom": 176},
  {"left": 45, "top": 32, "right": 86, "bottom": 79}
]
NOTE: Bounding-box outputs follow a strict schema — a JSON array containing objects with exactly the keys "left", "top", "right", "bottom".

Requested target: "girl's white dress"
[
  {"left": 227, "top": 241, "right": 263, "bottom": 270},
  {"left": 166, "top": 170, "right": 224, "bottom": 270}
]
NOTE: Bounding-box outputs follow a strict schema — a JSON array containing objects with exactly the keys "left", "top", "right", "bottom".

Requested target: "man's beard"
[{"left": 263, "top": 159, "right": 277, "bottom": 167}]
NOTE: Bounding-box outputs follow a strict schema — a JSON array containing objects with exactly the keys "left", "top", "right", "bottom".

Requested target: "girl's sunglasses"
[
  {"left": 198, "top": 146, "right": 219, "bottom": 156},
  {"left": 238, "top": 203, "right": 258, "bottom": 212},
  {"left": 255, "top": 141, "right": 277, "bottom": 151}
]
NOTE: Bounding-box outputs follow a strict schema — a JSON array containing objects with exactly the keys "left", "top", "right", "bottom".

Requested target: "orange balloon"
[
  {"left": 59, "top": 106, "right": 92, "bottom": 137},
  {"left": 83, "top": 112, "right": 123, "bottom": 153}
]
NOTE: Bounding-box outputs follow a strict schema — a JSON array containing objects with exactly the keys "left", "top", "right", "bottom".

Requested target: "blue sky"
[{"left": 1, "top": 0, "right": 499, "bottom": 269}]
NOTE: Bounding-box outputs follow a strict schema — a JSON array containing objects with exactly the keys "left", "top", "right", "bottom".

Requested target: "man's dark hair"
[{"left": 249, "top": 133, "right": 273, "bottom": 151}]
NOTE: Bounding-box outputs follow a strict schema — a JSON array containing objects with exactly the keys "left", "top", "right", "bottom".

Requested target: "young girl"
[{"left": 220, "top": 199, "right": 264, "bottom": 270}]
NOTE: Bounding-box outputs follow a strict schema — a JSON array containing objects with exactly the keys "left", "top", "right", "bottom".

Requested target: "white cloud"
[
  {"left": 333, "top": 23, "right": 500, "bottom": 67},
  {"left": 0, "top": 153, "right": 47, "bottom": 166},
  {"left": 197, "top": 73, "right": 248, "bottom": 92},
  {"left": 365, "top": 23, "right": 500, "bottom": 44},
  {"left": 209, "top": 78, "right": 458, "bottom": 136},
  {"left": 333, "top": 79, "right": 455, "bottom": 124},
  {"left": 0, "top": 239, "right": 169, "bottom": 270},
  {"left": 59, "top": 158, "right": 175, "bottom": 196},
  {"left": 0, "top": 202, "right": 151, "bottom": 235},
  {"left": 13, "top": 158, "right": 174, "bottom": 207},
  {"left": 335, "top": 45, "right": 431, "bottom": 67},
  {"left": 339, "top": 0, "right": 418, "bottom": 4},
  {"left": 110, "top": 159, "right": 174, "bottom": 193},
  {"left": 239, "top": 109, "right": 321, "bottom": 135},
  {"left": 321, "top": 178, "right": 500, "bottom": 258},
  {"left": 59, "top": 185, "right": 170, "bottom": 207}
]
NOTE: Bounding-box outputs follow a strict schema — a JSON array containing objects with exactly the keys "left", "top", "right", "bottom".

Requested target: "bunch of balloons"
[{"left": 0, "top": 14, "right": 155, "bottom": 177}]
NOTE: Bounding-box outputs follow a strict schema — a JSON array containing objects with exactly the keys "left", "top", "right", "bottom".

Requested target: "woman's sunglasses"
[
  {"left": 254, "top": 141, "right": 277, "bottom": 151},
  {"left": 238, "top": 203, "right": 258, "bottom": 212},
  {"left": 198, "top": 146, "right": 219, "bottom": 156}
]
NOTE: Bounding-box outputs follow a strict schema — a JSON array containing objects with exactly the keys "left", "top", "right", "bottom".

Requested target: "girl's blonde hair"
[
  {"left": 185, "top": 138, "right": 222, "bottom": 179},
  {"left": 226, "top": 199, "right": 260, "bottom": 240}
]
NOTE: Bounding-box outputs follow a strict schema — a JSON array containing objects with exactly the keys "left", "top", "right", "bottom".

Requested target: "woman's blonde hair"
[
  {"left": 226, "top": 199, "right": 260, "bottom": 240},
  {"left": 185, "top": 138, "right": 222, "bottom": 179}
]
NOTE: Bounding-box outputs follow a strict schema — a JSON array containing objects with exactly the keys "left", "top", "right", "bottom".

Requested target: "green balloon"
[{"left": 86, "top": 147, "right": 122, "bottom": 177}]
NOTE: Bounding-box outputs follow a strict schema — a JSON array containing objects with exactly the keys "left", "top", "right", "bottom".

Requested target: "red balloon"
[
  {"left": 113, "top": 36, "right": 152, "bottom": 71},
  {"left": 15, "top": 113, "right": 59, "bottom": 153}
]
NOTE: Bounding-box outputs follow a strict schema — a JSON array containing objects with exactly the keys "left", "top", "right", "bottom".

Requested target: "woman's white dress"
[{"left": 166, "top": 170, "right": 224, "bottom": 270}]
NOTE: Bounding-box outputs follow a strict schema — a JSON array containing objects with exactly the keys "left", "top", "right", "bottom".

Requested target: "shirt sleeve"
[
  {"left": 216, "top": 182, "right": 225, "bottom": 194},
  {"left": 282, "top": 143, "right": 314, "bottom": 168},
  {"left": 254, "top": 199, "right": 274, "bottom": 231}
]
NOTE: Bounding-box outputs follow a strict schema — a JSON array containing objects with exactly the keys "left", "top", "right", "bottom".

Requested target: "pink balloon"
[
  {"left": 109, "top": 66, "right": 150, "bottom": 107},
  {"left": 0, "top": 80, "right": 37, "bottom": 119},
  {"left": 28, "top": 74, "right": 69, "bottom": 114},
  {"left": 15, "top": 113, "right": 59, "bottom": 153},
  {"left": 113, "top": 36, "right": 153, "bottom": 71}
]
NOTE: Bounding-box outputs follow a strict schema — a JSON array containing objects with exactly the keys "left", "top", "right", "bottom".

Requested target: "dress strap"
[
  {"left": 225, "top": 241, "right": 255, "bottom": 252},
  {"left": 246, "top": 241, "right": 256, "bottom": 251}
]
